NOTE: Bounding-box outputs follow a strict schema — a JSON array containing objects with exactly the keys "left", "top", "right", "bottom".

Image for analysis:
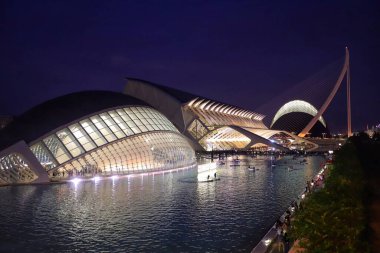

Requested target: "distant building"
[{"left": 365, "top": 124, "right": 380, "bottom": 138}]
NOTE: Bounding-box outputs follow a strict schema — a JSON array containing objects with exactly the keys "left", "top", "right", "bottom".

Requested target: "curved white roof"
[{"left": 271, "top": 100, "right": 326, "bottom": 128}]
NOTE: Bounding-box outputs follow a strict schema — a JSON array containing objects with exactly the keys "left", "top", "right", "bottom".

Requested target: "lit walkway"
[{"left": 251, "top": 163, "right": 329, "bottom": 253}]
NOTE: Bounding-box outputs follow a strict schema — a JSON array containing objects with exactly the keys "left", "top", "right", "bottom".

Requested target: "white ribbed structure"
[{"left": 271, "top": 100, "right": 326, "bottom": 128}]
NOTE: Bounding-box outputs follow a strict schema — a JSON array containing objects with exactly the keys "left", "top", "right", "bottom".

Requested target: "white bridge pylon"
[{"left": 298, "top": 47, "right": 352, "bottom": 137}]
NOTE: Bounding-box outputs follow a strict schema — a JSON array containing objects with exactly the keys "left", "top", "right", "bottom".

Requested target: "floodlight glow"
[
  {"left": 71, "top": 178, "right": 81, "bottom": 184},
  {"left": 92, "top": 176, "right": 100, "bottom": 182},
  {"left": 264, "top": 239, "right": 272, "bottom": 246}
]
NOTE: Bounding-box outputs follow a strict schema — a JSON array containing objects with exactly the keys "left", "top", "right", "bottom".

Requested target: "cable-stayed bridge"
[{"left": 256, "top": 48, "right": 352, "bottom": 138}]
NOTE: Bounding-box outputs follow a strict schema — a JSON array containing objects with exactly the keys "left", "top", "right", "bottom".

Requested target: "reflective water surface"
[{"left": 0, "top": 155, "right": 324, "bottom": 252}]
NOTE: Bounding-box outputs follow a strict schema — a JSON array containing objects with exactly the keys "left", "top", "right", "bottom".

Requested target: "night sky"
[{"left": 1, "top": 0, "right": 379, "bottom": 133}]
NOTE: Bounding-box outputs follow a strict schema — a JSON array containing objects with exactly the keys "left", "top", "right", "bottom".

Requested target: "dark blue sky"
[{"left": 1, "top": 0, "right": 379, "bottom": 133}]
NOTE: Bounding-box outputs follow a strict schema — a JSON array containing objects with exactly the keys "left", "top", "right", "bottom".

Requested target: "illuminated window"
[
  {"left": 90, "top": 115, "right": 117, "bottom": 142},
  {"left": 43, "top": 135, "right": 71, "bottom": 164},
  {"left": 68, "top": 124, "right": 97, "bottom": 151},
  {"left": 188, "top": 119, "right": 208, "bottom": 139},
  {"left": 30, "top": 142, "right": 58, "bottom": 170},
  {"left": 0, "top": 153, "right": 37, "bottom": 183},
  {"left": 57, "top": 128, "right": 85, "bottom": 157},
  {"left": 80, "top": 119, "right": 107, "bottom": 146}
]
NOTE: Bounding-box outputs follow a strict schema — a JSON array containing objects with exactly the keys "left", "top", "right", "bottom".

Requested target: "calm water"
[{"left": 0, "top": 155, "right": 324, "bottom": 253}]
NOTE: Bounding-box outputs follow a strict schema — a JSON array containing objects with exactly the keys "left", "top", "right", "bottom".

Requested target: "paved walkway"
[{"left": 251, "top": 163, "right": 329, "bottom": 253}]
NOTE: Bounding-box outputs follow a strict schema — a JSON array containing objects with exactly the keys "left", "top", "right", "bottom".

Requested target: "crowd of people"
[
  {"left": 270, "top": 167, "right": 327, "bottom": 252},
  {"left": 51, "top": 167, "right": 104, "bottom": 178}
]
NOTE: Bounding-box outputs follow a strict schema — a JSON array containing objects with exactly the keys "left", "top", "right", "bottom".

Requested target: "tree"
[{"left": 290, "top": 143, "right": 370, "bottom": 253}]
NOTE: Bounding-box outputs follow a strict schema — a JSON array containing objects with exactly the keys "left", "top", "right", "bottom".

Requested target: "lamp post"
[{"left": 211, "top": 143, "right": 214, "bottom": 162}]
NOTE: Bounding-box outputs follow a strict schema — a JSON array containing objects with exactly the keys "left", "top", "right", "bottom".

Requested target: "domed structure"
[
  {"left": 0, "top": 91, "right": 195, "bottom": 185},
  {"left": 270, "top": 100, "right": 329, "bottom": 137}
]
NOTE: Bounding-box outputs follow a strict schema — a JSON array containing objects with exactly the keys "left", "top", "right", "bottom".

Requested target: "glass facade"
[
  {"left": 58, "top": 132, "right": 194, "bottom": 176},
  {"left": 185, "top": 99, "right": 318, "bottom": 152},
  {"left": 187, "top": 119, "right": 208, "bottom": 140},
  {"left": 243, "top": 128, "right": 318, "bottom": 151},
  {"left": 0, "top": 153, "right": 37, "bottom": 184},
  {"left": 199, "top": 127, "right": 251, "bottom": 151},
  {"left": 29, "top": 106, "right": 195, "bottom": 178},
  {"left": 183, "top": 98, "right": 269, "bottom": 151}
]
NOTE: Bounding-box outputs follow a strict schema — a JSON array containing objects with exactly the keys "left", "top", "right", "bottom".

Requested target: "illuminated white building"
[
  {"left": 125, "top": 78, "right": 317, "bottom": 152},
  {"left": 270, "top": 100, "right": 329, "bottom": 137},
  {"left": 0, "top": 91, "right": 196, "bottom": 185},
  {"left": 0, "top": 79, "right": 329, "bottom": 186}
]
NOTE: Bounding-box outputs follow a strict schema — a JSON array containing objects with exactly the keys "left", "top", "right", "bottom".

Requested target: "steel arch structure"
[{"left": 298, "top": 47, "right": 351, "bottom": 137}]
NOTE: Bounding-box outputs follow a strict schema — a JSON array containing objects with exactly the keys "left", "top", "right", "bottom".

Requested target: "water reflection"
[{"left": 0, "top": 155, "right": 324, "bottom": 253}]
